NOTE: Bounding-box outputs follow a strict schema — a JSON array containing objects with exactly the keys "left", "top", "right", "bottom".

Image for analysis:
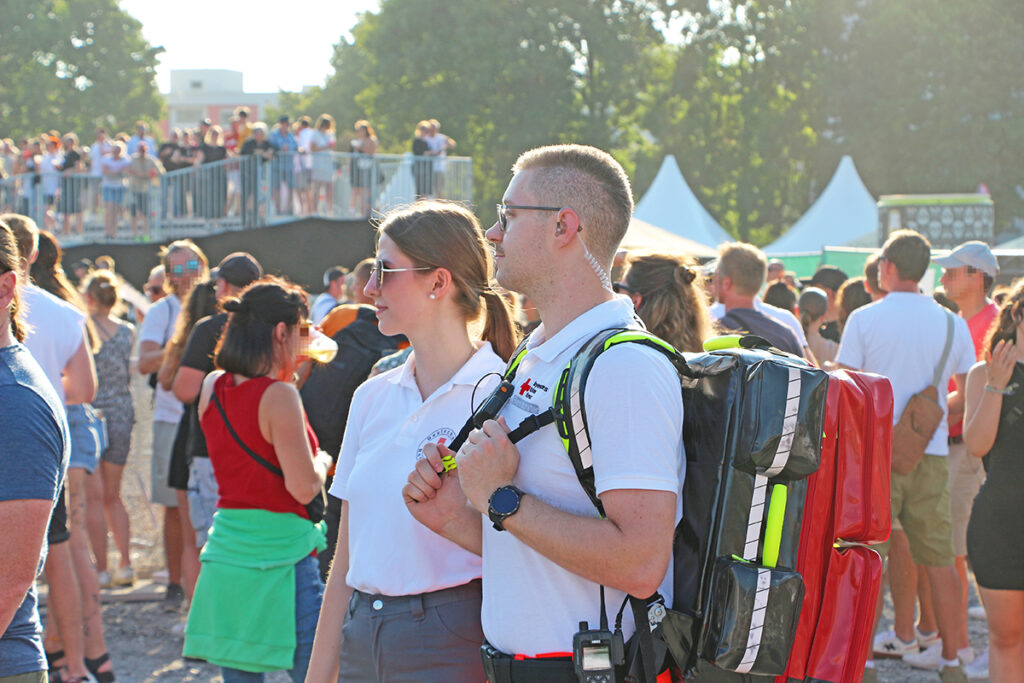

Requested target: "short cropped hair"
[
  {"left": 881, "top": 229, "right": 931, "bottom": 283},
  {"left": 512, "top": 144, "right": 633, "bottom": 266},
  {"left": 717, "top": 242, "right": 767, "bottom": 297}
]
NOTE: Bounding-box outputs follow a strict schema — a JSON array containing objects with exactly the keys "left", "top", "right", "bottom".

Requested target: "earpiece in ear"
[{"left": 555, "top": 221, "right": 565, "bottom": 236}]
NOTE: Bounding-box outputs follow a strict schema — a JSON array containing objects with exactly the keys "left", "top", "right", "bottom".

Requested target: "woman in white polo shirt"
[{"left": 307, "top": 201, "right": 518, "bottom": 682}]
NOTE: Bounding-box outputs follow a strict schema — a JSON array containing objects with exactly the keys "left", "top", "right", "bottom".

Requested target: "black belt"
[
  {"left": 481, "top": 642, "right": 629, "bottom": 683},
  {"left": 481, "top": 643, "right": 575, "bottom": 683}
]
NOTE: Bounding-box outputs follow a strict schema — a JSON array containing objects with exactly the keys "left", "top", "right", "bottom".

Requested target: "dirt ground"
[{"left": 40, "top": 374, "right": 991, "bottom": 682}]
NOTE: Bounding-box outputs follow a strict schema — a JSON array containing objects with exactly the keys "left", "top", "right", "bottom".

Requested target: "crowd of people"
[
  {"left": 0, "top": 113, "right": 460, "bottom": 240},
  {"left": 0, "top": 141, "right": 1021, "bottom": 683}
]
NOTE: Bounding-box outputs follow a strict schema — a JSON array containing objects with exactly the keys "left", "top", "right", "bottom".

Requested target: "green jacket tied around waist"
[{"left": 183, "top": 508, "right": 327, "bottom": 672}]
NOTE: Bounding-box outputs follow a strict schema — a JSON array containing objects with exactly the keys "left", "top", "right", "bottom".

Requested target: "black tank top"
[{"left": 980, "top": 362, "right": 1024, "bottom": 504}]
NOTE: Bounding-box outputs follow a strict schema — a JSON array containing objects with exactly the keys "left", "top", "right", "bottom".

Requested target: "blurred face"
[
  {"left": 364, "top": 234, "right": 433, "bottom": 337},
  {"left": 166, "top": 249, "right": 203, "bottom": 297},
  {"left": 939, "top": 265, "right": 981, "bottom": 302},
  {"left": 146, "top": 272, "right": 166, "bottom": 301}
]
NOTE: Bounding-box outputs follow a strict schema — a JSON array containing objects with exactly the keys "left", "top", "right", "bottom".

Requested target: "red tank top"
[{"left": 201, "top": 374, "right": 318, "bottom": 518}]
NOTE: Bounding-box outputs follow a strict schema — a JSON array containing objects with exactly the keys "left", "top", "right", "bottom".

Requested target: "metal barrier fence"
[{"left": 0, "top": 152, "right": 473, "bottom": 245}]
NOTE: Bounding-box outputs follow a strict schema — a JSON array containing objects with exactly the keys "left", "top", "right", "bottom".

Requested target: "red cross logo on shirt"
[{"left": 520, "top": 379, "right": 532, "bottom": 395}]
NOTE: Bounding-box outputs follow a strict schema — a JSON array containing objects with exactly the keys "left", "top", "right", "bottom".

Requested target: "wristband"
[{"left": 984, "top": 384, "right": 1013, "bottom": 395}]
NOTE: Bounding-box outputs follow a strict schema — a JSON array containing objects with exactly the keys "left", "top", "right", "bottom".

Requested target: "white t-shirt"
[
  {"left": 710, "top": 299, "right": 808, "bottom": 348},
  {"left": 40, "top": 152, "right": 63, "bottom": 195},
  {"left": 426, "top": 133, "right": 450, "bottom": 172},
  {"left": 90, "top": 140, "right": 114, "bottom": 176},
  {"left": 311, "top": 293, "right": 339, "bottom": 325},
  {"left": 482, "top": 298, "right": 685, "bottom": 656},
  {"left": 331, "top": 344, "right": 502, "bottom": 596},
  {"left": 296, "top": 127, "right": 315, "bottom": 170},
  {"left": 836, "top": 292, "right": 974, "bottom": 455},
  {"left": 138, "top": 295, "right": 183, "bottom": 424},
  {"left": 21, "top": 284, "right": 86, "bottom": 404},
  {"left": 99, "top": 156, "right": 130, "bottom": 189}
]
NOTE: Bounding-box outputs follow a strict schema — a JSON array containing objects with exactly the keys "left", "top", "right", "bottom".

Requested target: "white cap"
[{"left": 933, "top": 241, "right": 999, "bottom": 277}]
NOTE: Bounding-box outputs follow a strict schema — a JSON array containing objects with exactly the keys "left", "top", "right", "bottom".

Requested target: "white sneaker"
[
  {"left": 96, "top": 570, "right": 113, "bottom": 589},
  {"left": 963, "top": 648, "right": 989, "bottom": 680},
  {"left": 967, "top": 605, "right": 986, "bottom": 620},
  {"left": 904, "top": 643, "right": 976, "bottom": 671},
  {"left": 171, "top": 619, "right": 187, "bottom": 636},
  {"left": 904, "top": 642, "right": 943, "bottom": 670},
  {"left": 874, "top": 628, "right": 919, "bottom": 658},
  {"left": 916, "top": 627, "right": 941, "bottom": 649}
]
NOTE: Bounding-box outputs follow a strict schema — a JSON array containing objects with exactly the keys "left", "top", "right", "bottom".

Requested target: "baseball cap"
[
  {"left": 808, "top": 266, "right": 848, "bottom": 292},
  {"left": 278, "top": 115, "right": 291, "bottom": 123},
  {"left": 933, "top": 241, "right": 999, "bottom": 277},
  {"left": 211, "top": 252, "right": 262, "bottom": 288}
]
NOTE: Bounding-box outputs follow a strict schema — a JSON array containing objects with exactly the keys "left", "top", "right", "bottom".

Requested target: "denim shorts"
[{"left": 67, "top": 404, "right": 108, "bottom": 474}]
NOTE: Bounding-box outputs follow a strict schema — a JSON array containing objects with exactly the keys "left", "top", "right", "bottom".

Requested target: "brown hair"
[
  {"left": 160, "top": 279, "right": 219, "bottom": 388},
  {"left": 837, "top": 277, "right": 873, "bottom": 332},
  {"left": 0, "top": 220, "right": 26, "bottom": 342},
  {"left": 512, "top": 144, "right": 634, "bottom": 267},
  {"left": 354, "top": 120, "right": 376, "bottom": 138},
  {"left": 0, "top": 213, "right": 39, "bottom": 264},
  {"left": 83, "top": 269, "right": 119, "bottom": 310},
  {"left": 881, "top": 229, "right": 931, "bottom": 283},
  {"left": 863, "top": 253, "right": 883, "bottom": 295},
  {"left": 623, "top": 251, "right": 712, "bottom": 353},
  {"left": 763, "top": 281, "right": 798, "bottom": 314},
  {"left": 985, "top": 278, "right": 1024, "bottom": 355},
  {"left": 717, "top": 242, "right": 767, "bottom": 297},
  {"left": 379, "top": 201, "right": 518, "bottom": 361},
  {"left": 215, "top": 277, "right": 309, "bottom": 378},
  {"left": 316, "top": 114, "right": 335, "bottom": 132}
]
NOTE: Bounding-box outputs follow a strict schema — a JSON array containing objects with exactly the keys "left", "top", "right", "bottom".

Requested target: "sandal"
[
  {"left": 85, "top": 653, "right": 115, "bottom": 683},
  {"left": 46, "top": 649, "right": 66, "bottom": 683}
]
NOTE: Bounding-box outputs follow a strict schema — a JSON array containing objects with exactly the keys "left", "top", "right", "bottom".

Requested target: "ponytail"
[
  {"left": 9, "top": 290, "right": 26, "bottom": 343},
  {"left": 481, "top": 290, "right": 519, "bottom": 362}
]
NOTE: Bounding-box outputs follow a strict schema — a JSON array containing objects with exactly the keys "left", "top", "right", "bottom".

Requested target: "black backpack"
[{"left": 300, "top": 306, "right": 404, "bottom": 458}]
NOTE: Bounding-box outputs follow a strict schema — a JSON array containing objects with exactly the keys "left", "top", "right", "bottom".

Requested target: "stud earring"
[{"left": 429, "top": 293, "right": 436, "bottom": 300}]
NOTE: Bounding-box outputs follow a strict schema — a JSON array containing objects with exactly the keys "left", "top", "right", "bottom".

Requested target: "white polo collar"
[
  {"left": 388, "top": 342, "right": 503, "bottom": 400},
  {"left": 525, "top": 298, "right": 641, "bottom": 363}
]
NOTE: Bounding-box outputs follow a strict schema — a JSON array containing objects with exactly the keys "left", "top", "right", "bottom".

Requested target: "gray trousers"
[{"left": 339, "top": 579, "right": 485, "bottom": 682}]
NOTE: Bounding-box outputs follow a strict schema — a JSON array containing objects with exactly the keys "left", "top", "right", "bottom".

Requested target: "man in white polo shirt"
[
  {"left": 837, "top": 229, "right": 974, "bottom": 683},
  {"left": 406, "top": 145, "right": 685, "bottom": 681}
]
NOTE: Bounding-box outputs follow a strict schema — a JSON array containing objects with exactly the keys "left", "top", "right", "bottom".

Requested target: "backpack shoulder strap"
[
  {"left": 210, "top": 390, "right": 285, "bottom": 477},
  {"left": 553, "top": 328, "right": 686, "bottom": 517}
]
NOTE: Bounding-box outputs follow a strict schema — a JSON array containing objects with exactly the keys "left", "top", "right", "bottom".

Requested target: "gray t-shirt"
[{"left": 0, "top": 343, "right": 69, "bottom": 676}]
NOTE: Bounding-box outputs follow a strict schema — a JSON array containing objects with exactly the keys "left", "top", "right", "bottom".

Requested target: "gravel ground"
[{"left": 41, "top": 374, "right": 991, "bottom": 682}]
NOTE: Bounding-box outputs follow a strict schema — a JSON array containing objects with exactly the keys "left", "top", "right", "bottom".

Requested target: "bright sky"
[{"left": 119, "top": 0, "right": 380, "bottom": 94}]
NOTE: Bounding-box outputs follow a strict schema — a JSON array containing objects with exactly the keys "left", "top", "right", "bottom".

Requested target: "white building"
[{"left": 162, "top": 69, "right": 280, "bottom": 134}]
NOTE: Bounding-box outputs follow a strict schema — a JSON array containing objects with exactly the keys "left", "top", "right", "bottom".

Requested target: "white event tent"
[
  {"left": 622, "top": 218, "right": 718, "bottom": 259},
  {"left": 766, "top": 156, "right": 877, "bottom": 254},
  {"left": 634, "top": 155, "right": 733, "bottom": 249}
]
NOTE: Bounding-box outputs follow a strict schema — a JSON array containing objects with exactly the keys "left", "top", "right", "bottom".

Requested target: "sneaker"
[
  {"left": 96, "top": 570, "right": 113, "bottom": 589},
  {"left": 904, "top": 642, "right": 943, "bottom": 670},
  {"left": 112, "top": 566, "right": 135, "bottom": 587},
  {"left": 170, "top": 619, "right": 187, "bottom": 636},
  {"left": 874, "top": 629, "right": 918, "bottom": 658},
  {"left": 967, "top": 605, "right": 986, "bottom": 621},
  {"left": 917, "top": 627, "right": 941, "bottom": 649},
  {"left": 939, "top": 664, "right": 969, "bottom": 683},
  {"left": 905, "top": 643, "right": 976, "bottom": 671},
  {"left": 963, "top": 648, "right": 988, "bottom": 680},
  {"left": 162, "top": 583, "right": 185, "bottom": 613}
]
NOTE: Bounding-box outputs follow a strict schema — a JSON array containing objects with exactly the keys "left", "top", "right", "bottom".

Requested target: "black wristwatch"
[{"left": 488, "top": 485, "right": 525, "bottom": 531}]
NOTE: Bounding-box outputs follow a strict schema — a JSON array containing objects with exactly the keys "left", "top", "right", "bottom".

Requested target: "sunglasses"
[
  {"left": 612, "top": 282, "right": 637, "bottom": 296},
  {"left": 495, "top": 203, "right": 562, "bottom": 233},
  {"left": 170, "top": 259, "right": 201, "bottom": 276},
  {"left": 370, "top": 260, "right": 434, "bottom": 289},
  {"left": 146, "top": 285, "right": 163, "bottom": 296}
]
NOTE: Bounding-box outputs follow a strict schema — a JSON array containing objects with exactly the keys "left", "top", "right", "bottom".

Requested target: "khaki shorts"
[
  {"left": 150, "top": 421, "right": 179, "bottom": 507},
  {"left": 947, "top": 439, "right": 985, "bottom": 557},
  {"left": 878, "top": 454, "right": 955, "bottom": 567},
  {"left": 0, "top": 671, "right": 47, "bottom": 683}
]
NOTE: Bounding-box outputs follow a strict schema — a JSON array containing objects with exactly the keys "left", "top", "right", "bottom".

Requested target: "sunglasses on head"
[{"left": 612, "top": 281, "right": 637, "bottom": 296}]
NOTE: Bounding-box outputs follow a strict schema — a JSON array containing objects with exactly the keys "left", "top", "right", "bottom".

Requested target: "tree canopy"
[
  {"left": 285, "top": 0, "right": 1021, "bottom": 243},
  {"left": 0, "top": 0, "right": 164, "bottom": 140}
]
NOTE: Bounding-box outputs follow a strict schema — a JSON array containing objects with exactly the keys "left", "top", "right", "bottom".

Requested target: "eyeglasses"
[
  {"left": 495, "top": 203, "right": 563, "bottom": 233},
  {"left": 170, "top": 259, "right": 201, "bottom": 276},
  {"left": 612, "top": 282, "right": 637, "bottom": 296},
  {"left": 370, "top": 260, "right": 434, "bottom": 289},
  {"left": 146, "top": 285, "right": 163, "bottom": 296}
]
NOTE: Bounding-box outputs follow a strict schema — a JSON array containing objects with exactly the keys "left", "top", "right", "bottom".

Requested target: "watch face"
[{"left": 491, "top": 487, "right": 520, "bottom": 514}]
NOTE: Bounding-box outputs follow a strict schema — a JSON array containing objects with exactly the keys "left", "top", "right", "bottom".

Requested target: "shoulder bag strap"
[
  {"left": 931, "top": 311, "right": 956, "bottom": 389},
  {"left": 210, "top": 390, "right": 284, "bottom": 477}
]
